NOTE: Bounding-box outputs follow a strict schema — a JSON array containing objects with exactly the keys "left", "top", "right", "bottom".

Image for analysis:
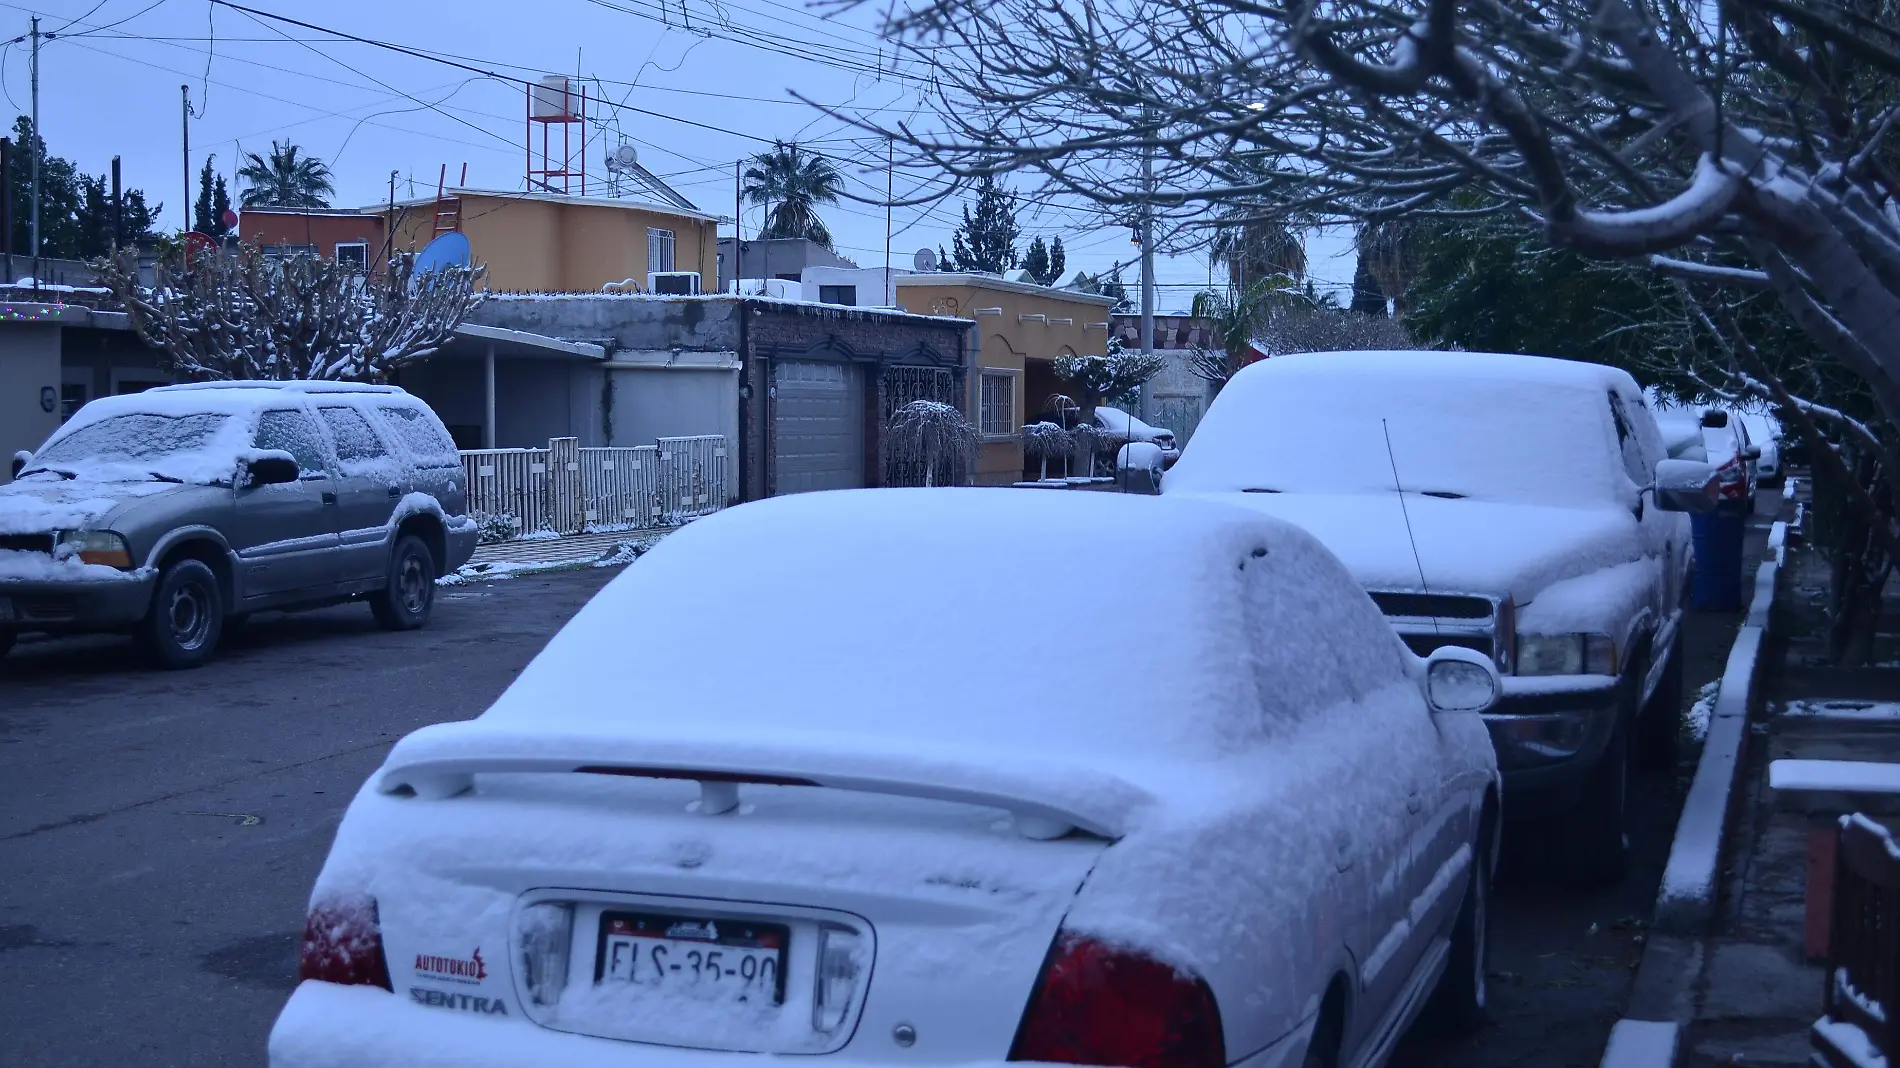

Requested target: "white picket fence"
[{"left": 461, "top": 434, "right": 730, "bottom": 537}]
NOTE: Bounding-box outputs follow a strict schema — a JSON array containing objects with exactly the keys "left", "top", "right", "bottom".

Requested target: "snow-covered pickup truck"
[
  {"left": 1165, "top": 351, "right": 1721, "bottom": 883},
  {"left": 1, "top": 381, "right": 478, "bottom": 669}
]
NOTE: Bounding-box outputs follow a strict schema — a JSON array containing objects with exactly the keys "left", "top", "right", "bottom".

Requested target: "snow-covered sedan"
[
  {"left": 1095, "top": 406, "right": 1181, "bottom": 467},
  {"left": 272, "top": 489, "right": 1503, "bottom": 1068}
]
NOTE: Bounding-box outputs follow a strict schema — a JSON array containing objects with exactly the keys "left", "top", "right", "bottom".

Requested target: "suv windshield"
[{"left": 28, "top": 412, "right": 236, "bottom": 482}]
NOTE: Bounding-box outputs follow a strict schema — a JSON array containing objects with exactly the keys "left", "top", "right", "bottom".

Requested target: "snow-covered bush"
[
  {"left": 889, "top": 399, "right": 979, "bottom": 487},
  {"left": 474, "top": 512, "right": 519, "bottom": 545},
  {"left": 1022, "top": 420, "right": 1073, "bottom": 480},
  {"left": 92, "top": 244, "right": 485, "bottom": 383}
]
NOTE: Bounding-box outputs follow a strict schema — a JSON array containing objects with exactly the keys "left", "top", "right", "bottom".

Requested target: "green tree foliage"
[
  {"left": 192, "top": 156, "right": 233, "bottom": 240},
  {"left": 237, "top": 140, "right": 334, "bottom": 209},
  {"left": 1072, "top": 263, "right": 1129, "bottom": 310},
  {"left": 1022, "top": 235, "right": 1066, "bottom": 285},
  {"left": 742, "top": 142, "right": 843, "bottom": 249},
  {"left": 5, "top": 116, "right": 160, "bottom": 259},
  {"left": 945, "top": 175, "right": 1019, "bottom": 274}
]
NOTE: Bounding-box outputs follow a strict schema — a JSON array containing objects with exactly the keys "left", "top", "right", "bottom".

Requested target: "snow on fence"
[{"left": 462, "top": 434, "right": 730, "bottom": 538}]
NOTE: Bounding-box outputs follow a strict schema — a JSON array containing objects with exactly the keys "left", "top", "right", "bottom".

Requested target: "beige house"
[
  {"left": 376, "top": 190, "right": 721, "bottom": 294},
  {"left": 895, "top": 274, "right": 1118, "bottom": 484}
]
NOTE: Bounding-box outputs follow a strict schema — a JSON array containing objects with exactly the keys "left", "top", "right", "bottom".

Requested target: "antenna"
[{"left": 1382, "top": 418, "right": 1441, "bottom": 637}]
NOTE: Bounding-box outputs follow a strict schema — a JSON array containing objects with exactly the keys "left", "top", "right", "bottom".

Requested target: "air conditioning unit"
[{"left": 648, "top": 271, "right": 702, "bottom": 296}]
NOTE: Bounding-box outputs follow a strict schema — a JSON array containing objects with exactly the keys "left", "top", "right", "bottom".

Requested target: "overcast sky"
[{"left": 7, "top": 0, "right": 1357, "bottom": 307}]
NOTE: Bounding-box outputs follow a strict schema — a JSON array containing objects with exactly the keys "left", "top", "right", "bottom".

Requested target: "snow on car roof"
[
  {"left": 424, "top": 489, "right": 1385, "bottom": 784},
  {"left": 1165, "top": 349, "right": 1636, "bottom": 508},
  {"left": 152, "top": 380, "right": 405, "bottom": 394}
]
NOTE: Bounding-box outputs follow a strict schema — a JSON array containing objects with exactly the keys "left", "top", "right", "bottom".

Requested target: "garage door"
[{"left": 774, "top": 360, "right": 865, "bottom": 494}]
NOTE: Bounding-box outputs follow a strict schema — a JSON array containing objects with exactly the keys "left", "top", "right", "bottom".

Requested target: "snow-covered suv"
[
  {"left": 0, "top": 381, "right": 478, "bottom": 668},
  {"left": 1165, "top": 351, "right": 1720, "bottom": 883}
]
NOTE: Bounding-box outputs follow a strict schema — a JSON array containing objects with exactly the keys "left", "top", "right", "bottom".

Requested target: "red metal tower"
[{"left": 526, "top": 76, "right": 587, "bottom": 196}]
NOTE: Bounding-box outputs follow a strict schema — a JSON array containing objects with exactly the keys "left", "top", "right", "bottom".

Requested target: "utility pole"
[
  {"left": 884, "top": 138, "right": 893, "bottom": 307},
  {"left": 1, "top": 138, "right": 12, "bottom": 282},
  {"left": 1137, "top": 114, "right": 1157, "bottom": 425},
  {"left": 28, "top": 16, "right": 41, "bottom": 281},
  {"left": 110, "top": 155, "right": 121, "bottom": 251},
  {"left": 181, "top": 85, "right": 192, "bottom": 233},
  {"left": 733, "top": 159, "right": 741, "bottom": 294}
]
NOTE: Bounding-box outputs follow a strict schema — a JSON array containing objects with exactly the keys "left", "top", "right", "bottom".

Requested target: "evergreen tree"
[
  {"left": 1023, "top": 237, "right": 1049, "bottom": 284},
  {"left": 5, "top": 116, "right": 159, "bottom": 259},
  {"left": 945, "top": 175, "right": 1019, "bottom": 274},
  {"left": 191, "top": 156, "right": 232, "bottom": 239},
  {"left": 1047, "top": 237, "right": 1065, "bottom": 284},
  {"left": 211, "top": 175, "right": 232, "bottom": 239}
]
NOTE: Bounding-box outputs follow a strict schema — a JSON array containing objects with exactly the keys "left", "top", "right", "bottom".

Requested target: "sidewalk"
[
  {"left": 447, "top": 528, "right": 674, "bottom": 583},
  {"left": 1680, "top": 492, "right": 1899, "bottom": 1066}
]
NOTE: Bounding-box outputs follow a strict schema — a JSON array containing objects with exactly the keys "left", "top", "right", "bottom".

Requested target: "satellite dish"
[
  {"left": 913, "top": 247, "right": 938, "bottom": 272},
  {"left": 607, "top": 142, "right": 639, "bottom": 173},
  {"left": 411, "top": 231, "right": 472, "bottom": 288}
]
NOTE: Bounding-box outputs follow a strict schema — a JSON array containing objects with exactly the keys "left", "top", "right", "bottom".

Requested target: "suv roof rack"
[{"left": 151, "top": 380, "right": 406, "bottom": 395}]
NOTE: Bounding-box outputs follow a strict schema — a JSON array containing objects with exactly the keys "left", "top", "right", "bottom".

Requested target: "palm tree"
[
  {"left": 742, "top": 142, "right": 843, "bottom": 250},
  {"left": 1211, "top": 211, "right": 1307, "bottom": 291},
  {"left": 236, "top": 141, "right": 335, "bottom": 209}
]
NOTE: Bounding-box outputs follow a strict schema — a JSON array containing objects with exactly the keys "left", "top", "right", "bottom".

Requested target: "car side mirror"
[
  {"left": 10, "top": 450, "right": 28, "bottom": 478},
  {"left": 1740, "top": 445, "right": 1762, "bottom": 462},
  {"left": 1652, "top": 457, "right": 1721, "bottom": 513},
  {"left": 243, "top": 452, "right": 300, "bottom": 487},
  {"left": 1424, "top": 647, "right": 1501, "bottom": 715},
  {"left": 1700, "top": 409, "right": 1730, "bottom": 429}
]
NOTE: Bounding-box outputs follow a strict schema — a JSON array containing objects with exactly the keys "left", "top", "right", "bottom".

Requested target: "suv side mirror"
[
  {"left": 10, "top": 450, "right": 28, "bottom": 478},
  {"left": 244, "top": 452, "right": 300, "bottom": 487},
  {"left": 1739, "top": 444, "right": 1762, "bottom": 462},
  {"left": 1700, "top": 409, "right": 1730, "bottom": 429},
  {"left": 1424, "top": 646, "right": 1501, "bottom": 714},
  {"left": 1653, "top": 457, "right": 1720, "bottom": 513}
]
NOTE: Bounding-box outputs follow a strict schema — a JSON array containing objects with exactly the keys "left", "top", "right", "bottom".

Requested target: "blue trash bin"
[{"left": 1690, "top": 510, "right": 1747, "bottom": 611}]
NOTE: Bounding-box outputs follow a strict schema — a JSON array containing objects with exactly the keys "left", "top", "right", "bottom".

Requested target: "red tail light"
[
  {"left": 298, "top": 893, "right": 393, "bottom": 991},
  {"left": 1009, "top": 935, "right": 1225, "bottom": 1068}
]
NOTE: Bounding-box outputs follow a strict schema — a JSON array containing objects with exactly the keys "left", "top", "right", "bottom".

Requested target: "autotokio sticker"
[{"left": 415, "top": 948, "right": 488, "bottom": 985}]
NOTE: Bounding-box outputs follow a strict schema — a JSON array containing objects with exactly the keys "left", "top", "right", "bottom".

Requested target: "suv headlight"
[
  {"left": 55, "top": 530, "right": 133, "bottom": 568},
  {"left": 1517, "top": 633, "right": 1617, "bottom": 676}
]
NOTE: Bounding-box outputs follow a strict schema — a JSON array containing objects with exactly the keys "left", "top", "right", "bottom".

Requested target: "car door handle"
[
  {"left": 321, "top": 491, "right": 337, "bottom": 505},
  {"left": 387, "top": 485, "right": 401, "bottom": 499},
  {"left": 1407, "top": 791, "right": 1423, "bottom": 814}
]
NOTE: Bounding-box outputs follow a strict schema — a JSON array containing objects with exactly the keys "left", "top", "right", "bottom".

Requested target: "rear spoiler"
[{"left": 376, "top": 724, "right": 1149, "bottom": 841}]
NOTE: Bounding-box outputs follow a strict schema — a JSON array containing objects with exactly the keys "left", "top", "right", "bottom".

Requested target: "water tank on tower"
[{"left": 531, "top": 76, "right": 576, "bottom": 120}]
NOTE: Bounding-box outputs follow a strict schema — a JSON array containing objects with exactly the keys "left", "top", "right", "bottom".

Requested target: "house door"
[{"left": 774, "top": 361, "right": 865, "bottom": 494}]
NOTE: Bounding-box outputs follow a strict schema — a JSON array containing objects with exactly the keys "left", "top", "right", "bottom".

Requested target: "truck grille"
[
  {"left": 1402, "top": 633, "right": 1494, "bottom": 659},
  {"left": 1369, "top": 592, "right": 1494, "bottom": 619},
  {"left": 0, "top": 533, "right": 53, "bottom": 555}
]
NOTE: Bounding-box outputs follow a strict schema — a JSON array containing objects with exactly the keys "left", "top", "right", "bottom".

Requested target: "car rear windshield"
[{"left": 31, "top": 412, "right": 236, "bottom": 479}]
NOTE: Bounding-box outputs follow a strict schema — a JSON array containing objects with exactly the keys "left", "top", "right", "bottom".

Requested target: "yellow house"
[
  {"left": 375, "top": 189, "right": 721, "bottom": 294},
  {"left": 895, "top": 274, "right": 1119, "bottom": 484}
]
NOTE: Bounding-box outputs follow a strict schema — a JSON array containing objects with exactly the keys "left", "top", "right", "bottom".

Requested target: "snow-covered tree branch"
[
  {"left": 94, "top": 245, "right": 485, "bottom": 383},
  {"left": 850, "top": 0, "right": 1900, "bottom": 429}
]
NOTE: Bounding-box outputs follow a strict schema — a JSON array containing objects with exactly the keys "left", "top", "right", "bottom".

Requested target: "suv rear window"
[{"left": 377, "top": 405, "right": 460, "bottom": 467}]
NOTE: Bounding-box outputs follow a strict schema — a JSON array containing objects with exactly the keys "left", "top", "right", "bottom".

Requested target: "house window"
[
  {"left": 648, "top": 228, "right": 676, "bottom": 273},
  {"left": 260, "top": 244, "right": 317, "bottom": 260},
  {"left": 334, "top": 242, "right": 369, "bottom": 271},
  {"left": 59, "top": 382, "right": 86, "bottom": 422},
  {"left": 818, "top": 285, "right": 857, "bottom": 307},
  {"left": 980, "top": 371, "right": 1016, "bottom": 438}
]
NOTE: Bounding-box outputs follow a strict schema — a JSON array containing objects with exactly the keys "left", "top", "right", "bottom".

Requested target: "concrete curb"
[{"left": 1600, "top": 534, "right": 1786, "bottom": 1067}]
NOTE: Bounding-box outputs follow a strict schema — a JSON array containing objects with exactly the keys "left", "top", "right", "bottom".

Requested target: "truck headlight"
[
  {"left": 54, "top": 530, "right": 133, "bottom": 568},
  {"left": 1517, "top": 633, "right": 1617, "bottom": 676}
]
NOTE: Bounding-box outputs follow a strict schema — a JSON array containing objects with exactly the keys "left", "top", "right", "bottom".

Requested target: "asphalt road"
[{"left": 1, "top": 497, "right": 1774, "bottom": 1068}]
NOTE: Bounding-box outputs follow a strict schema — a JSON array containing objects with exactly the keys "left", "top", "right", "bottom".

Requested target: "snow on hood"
[
  {"left": 1205, "top": 491, "right": 1640, "bottom": 601},
  {"left": 0, "top": 478, "right": 179, "bottom": 535},
  {"left": 19, "top": 389, "right": 262, "bottom": 487}
]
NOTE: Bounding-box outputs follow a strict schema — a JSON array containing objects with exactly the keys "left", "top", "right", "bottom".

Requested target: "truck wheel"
[
  {"left": 140, "top": 558, "right": 224, "bottom": 670},
  {"left": 370, "top": 535, "right": 436, "bottom": 631},
  {"left": 1559, "top": 723, "right": 1630, "bottom": 886},
  {"left": 1638, "top": 638, "right": 1683, "bottom": 769}
]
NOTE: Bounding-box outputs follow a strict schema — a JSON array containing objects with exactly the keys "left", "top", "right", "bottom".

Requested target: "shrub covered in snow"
[{"left": 889, "top": 399, "right": 979, "bottom": 487}]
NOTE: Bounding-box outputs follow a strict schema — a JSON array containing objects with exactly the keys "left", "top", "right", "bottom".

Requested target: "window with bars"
[
  {"left": 980, "top": 372, "right": 1016, "bottom": 438},
  {"left": 648, "top": 228, "right": 676, "bottom": 273}
]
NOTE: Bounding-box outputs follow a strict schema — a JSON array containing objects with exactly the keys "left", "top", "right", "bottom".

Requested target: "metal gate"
[
  {"left": 773, "top": 361, "right": 865, "bottom": 494},
  {"left": 880, "top": 365, "right": 963, "bottom": 487}
]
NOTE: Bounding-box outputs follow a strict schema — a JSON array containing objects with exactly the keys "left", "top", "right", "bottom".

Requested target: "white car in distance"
[{"left": 272, "top": 489, "right": 1502, "bottom": 1068}]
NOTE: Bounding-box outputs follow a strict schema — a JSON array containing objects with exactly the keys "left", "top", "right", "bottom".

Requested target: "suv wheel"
[
  {"left": 141, "top": 559, "right": 224, "bottom": 669},
  {"left": 1638, "top": 637, "right": 1683, "bottom": 769},
  {"left": 371, "top": 535, "right": 436, "bottom": 631},
  {"left": 1559, "top": 722, "right": 1630, "bottom": 886}
]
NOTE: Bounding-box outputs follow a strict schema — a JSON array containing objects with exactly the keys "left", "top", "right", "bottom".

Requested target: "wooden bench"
[
  {"left": 1769, "top": 759, "right": 1900, "bottom": 960},
  {"left": 1809, "top": 813, "right": 1898, "bottom": 1068}
]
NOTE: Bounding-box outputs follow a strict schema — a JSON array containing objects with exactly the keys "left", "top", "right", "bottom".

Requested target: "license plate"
[{"left": 594, "top": 912, "right": 788, "bottom": 1004}]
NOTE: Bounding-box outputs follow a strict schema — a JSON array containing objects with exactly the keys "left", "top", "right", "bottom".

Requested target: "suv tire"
[
  {"left": 1638, "top": 636, "right": 1683, "bottom": 769},
  {"left": 1560, "top": 722, "right": 1630, "bottom": 886},
  {"left": 371, "top": 535, "right": 436, "bottom": 631},
  {"left": 141, "top": 559, "right": 224, "bottom": 670}
]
